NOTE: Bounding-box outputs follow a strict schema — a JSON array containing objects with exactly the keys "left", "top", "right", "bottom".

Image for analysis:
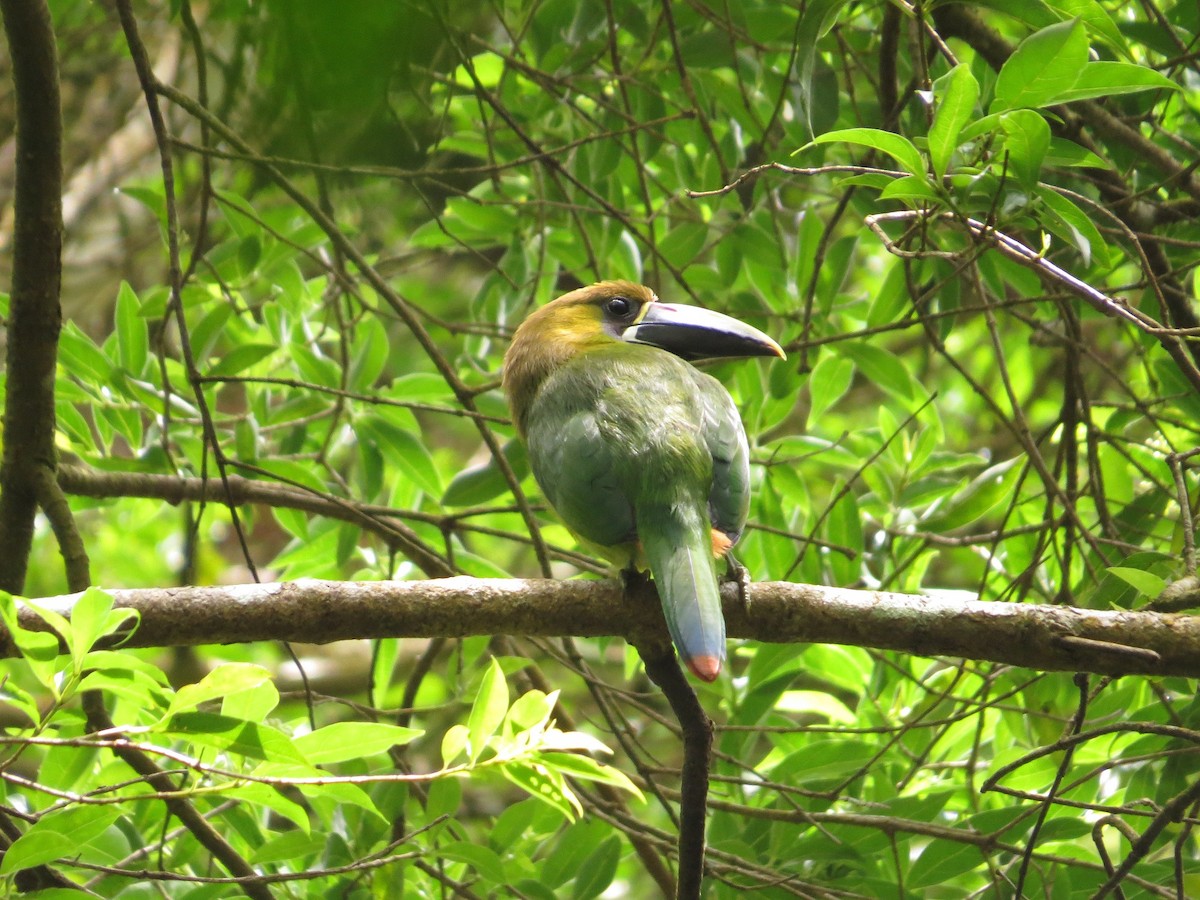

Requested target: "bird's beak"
[{"left": 623, "top": 302, "right": 786, "bottom": 362}]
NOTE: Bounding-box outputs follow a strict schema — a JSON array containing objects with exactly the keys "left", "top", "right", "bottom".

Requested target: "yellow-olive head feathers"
[{"left": 503, "top": 281, "right": 658, "bottom": 436}]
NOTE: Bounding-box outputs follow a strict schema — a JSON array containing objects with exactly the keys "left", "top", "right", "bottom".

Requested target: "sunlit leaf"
[
  {"left": 992, "top": 18, "right": 1088, "bottom": 111},
  {"left": 294, "top": 722, "right": 423, "bottom": 764},
  {"left": 467, "top": 657, "right": 509, "bottom": 763},
  {"left": 808, "top": 127, "right": 924, "bottom": 176},
  {"left": 929, "top": 64, "right": 980, "bottom": 179}
]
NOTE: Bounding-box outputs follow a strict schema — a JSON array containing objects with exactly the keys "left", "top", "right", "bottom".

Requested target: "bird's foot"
[
  {"left": 722, "top": 552, "right": 751, "bottom": 613},
  {"left": 620, "top": 565, "right": 652, "bottom": 598}
]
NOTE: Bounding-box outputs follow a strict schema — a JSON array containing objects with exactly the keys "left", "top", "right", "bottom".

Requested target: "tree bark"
[
  {"left": 10, "top": 577, "right": 1200, "bottom": 677},
  {"left": 0, "top": 0, "right": 64, "bottom": 594}
]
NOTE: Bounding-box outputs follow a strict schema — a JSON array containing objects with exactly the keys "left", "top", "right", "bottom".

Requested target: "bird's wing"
[
  {"left": 525, "top": 403, "right": 637, "bottom": 550},
  {"left": 693, "top": 369, "right": 752, "bottom": 543}
]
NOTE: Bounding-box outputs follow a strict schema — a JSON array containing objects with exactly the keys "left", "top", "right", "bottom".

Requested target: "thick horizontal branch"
[{"left": 9, "top": 579, "right": 1200, "bottom": 677}]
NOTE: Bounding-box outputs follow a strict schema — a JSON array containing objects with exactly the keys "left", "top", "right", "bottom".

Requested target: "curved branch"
[
  {"left": 9, "top": 577, "right": 1200, "bottom": 677},
  {"left": 33, "top": 467, "right": 89, "bottom": 592}
]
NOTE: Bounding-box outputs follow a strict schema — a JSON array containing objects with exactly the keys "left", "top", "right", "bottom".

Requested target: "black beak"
[{"left": 623, "top": 302, "right": 785, "bottom": 362}]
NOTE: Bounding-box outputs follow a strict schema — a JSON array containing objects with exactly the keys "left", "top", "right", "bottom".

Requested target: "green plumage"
[
  {"left": 524, "top": 343, "right": 746, "bottom": 671},
  {"left": 504, "top": 281, "right": 781, "bottom": 680}
]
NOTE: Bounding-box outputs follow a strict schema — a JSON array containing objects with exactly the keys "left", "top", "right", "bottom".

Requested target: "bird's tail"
[{"left": 639, "top": 505, "right": 726, "bottom": 681}]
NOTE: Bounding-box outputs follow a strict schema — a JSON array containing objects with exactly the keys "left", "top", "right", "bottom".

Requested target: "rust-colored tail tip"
[{"left": 686, "top": 655, "right": 722, "bottom": 682}]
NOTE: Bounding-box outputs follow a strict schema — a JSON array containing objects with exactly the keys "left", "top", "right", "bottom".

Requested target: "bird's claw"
[
  {"left": 620, "top": 565, "right": 652, "bottom": 598},
  {"left": 722, "top": 552, "right": 751, "bottom": 614}
]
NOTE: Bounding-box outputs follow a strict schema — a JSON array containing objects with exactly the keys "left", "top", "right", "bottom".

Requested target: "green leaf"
[
  {"left": 59, "top": 322, "right": 114, "bottom": 383},
  {"left": 992, "top": 18, "right": 1088, "bottom": 112},
  {"left": 1048, "top": 60, "right": 1180, "bottom": 104},
  {"left": 56, "top": 398, "right": 95, "bottom": 451},
  {"left": 1037, "top": 186, "right": 1111, "bottom": 268},
  {"left": 356, "top": 414, "right": 443, "bottom": 497},
  {"left": 441, "top": 723, "right": 470, "bottom": 767},
  {"left": 1044, "top": 137, "right": 1109, "bottom": 169},
  {"left": 386, "top": 372, "right": 456, "bottom": 402},
  {"left": 290, "top": 344, "right": 340, "bottom": 387},
  {"left": 506, "top": 688, "right": 556, "bottom": 732},
  {"left": 425, "top": 777, "right": 462, "bottom": 822},
  {"left": 770, "top": 739, "right": 877, "bottom": 786},
  {"left": 189, "top": 302, "right": 234, "bottom": 361},
  {"left": 922, "top": 457, "right": 1023, "bottom": 531},
  {"left": 221, "top": 678, "right": 280, "bottom": 722},
  {"left": 809, "top": 127, "right": 924, "bottom": 176},
  {"left": 572, "top": 835, "right": 621, "bottom": 900},
  {"left": 0, "top": 675, "right": 43, "bottom": 727},
  {"left": 0, "top": 605, "right": 62, "bottom": 693},
  {"left": 251, "top": 457, "right": 329, "bottom": 494},
  {"left": 455, "top": 549, "right": 517, "bottom": 578},
  {"left": 777, "top": 689, "right": 857, "bottom": 724},
  {"left": 539, "top": 753, "right": 644, "bottom": 800},
  {"left": 293, "top": 722, "right": 423, "bottom": 764},
  {"left": 467, "top": 658, "right": 509, "bottom": 762},
  {"left": 867, "top": 261, "right": 911, "bottom": 328},
  {"left": 0, "top": 830, "right": 76, "bottom": 874},
  {"left": 878, "top": 174, "right": 941, "bottom": 202},
  {"left": 500, "top": 761, "right": 580, "bottom": 820},
  {"left": 231, "top": 781, "right": 311, "bottom": 833},
  {"left": 999, "top": 109, "right": 1051, "bottom": 190},
  {"left": 908, "top": 840, "right": 984, "bottom": 889},
  {"left": 929, "top": 64, "right": 980, "bottom": 179},
  {"left": 658, "top": 222, "right": 710, "bottom": 266},
  {"left": 16, "top": 598, "right": 74, "bottom": 659},
  {"left": 440, "top": 840, "right": 508, "bottom": 884},
  {"left": 349, "top": 316, "right": 390, "bottom": 392},
  {"left": 61, "top": 592, "right": 139, "bottom": 686},
  {"left": 795, "top": 0, "right": 851, "bottom": 136},
  {"left": 77, "top": 668, "right": 167, "bottom": 708},
  {"left": 489, "top": 797, "right": 541, "bottom": 852},
  {"left": 442, "top": 439, "right": 529, "bottom": 507},
  {"left": 117, "top": 182, "right": 166, "bottom": 224},
  {"left": 237, "top": 234, "right": 262, "bottom": 277},
  {"left": 205, "top": 343, "right": 278, "bottom": 378},
  {"left": 512, "top": 880, "right": 559, "bottom": 900},
  {"left": 826, "top": 488, "right": 862, "bottom": 585},
  {"left": 289, "top": 773, "right": 385, "bottom": 821},
  {"left": 0, "top": 806, "right": 119, "bottom": 875},
  {"left": 64, "top": 588, "right": 111, "bottom": 668},
  {"left": 115, "top": 281, "right": 149, "bottom": 376},
  {"left": 165, "top": 712, "right": 310, "bottom": 765},
  {"left": 836, "top": 342, "right": 914, "bottom": 401},
  {"left": 445, "top": 203, "right": 512, "bottom": 246},
  {"left": 1106, "top": 566, "right": 1166, "bottom": 599},
  {"left": 808, "top": 355, "right": 854, "bottom": 422},
  {"left": 251, "top": 829, "right": 326, "bottom": 866},
  {"left": 1045, "top": 0, "right": 1126, "bottom": 55},
  {"left": 164, "top": 663, "right": 273, "bottom": 719}
]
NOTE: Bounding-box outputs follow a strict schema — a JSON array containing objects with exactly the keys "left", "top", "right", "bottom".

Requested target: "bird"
[{"left": 503, "top": 281, "right": 784, "bottom": 681}]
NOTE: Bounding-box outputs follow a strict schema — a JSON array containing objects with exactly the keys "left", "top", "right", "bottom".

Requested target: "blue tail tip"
[{"left": 686, "top": 654, "right": 722, "bottom": 682}]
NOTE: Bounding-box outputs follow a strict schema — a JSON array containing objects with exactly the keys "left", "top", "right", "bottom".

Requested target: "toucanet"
[{"left": 503, "top": 281, "right": 784, "bottom": 681}]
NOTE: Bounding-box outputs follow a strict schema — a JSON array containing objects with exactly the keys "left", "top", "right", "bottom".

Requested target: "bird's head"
[{"left": 503, "top": 280, "right": 784, "bottom": 433}]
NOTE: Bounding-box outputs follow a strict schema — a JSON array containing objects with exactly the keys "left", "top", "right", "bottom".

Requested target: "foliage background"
[{"left": 1, "top": 0, "right": 1199, "bottom": 896}]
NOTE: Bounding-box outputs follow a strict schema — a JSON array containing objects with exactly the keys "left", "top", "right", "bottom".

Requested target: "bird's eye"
[{"left": 605, "top": 297, "right": 634, "bottom": 319}]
